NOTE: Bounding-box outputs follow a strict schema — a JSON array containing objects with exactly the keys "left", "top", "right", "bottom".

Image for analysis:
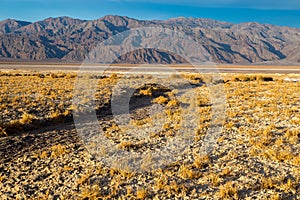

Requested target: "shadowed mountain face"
[{"left": 0, "top": 15, "right": 299, "bottom": 64}]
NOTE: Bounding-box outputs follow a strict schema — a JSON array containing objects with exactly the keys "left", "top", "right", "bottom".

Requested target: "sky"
[{"left": 1, "top": 0, "right": 300, "bottom": 28}]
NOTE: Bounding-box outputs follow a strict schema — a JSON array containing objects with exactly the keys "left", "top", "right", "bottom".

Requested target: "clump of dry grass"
[
  {"left": 230, "top": 75, "right": 273, "bottom": 82},
  {"left": 136, "top": 187, "right": 148, "bottom": 199},
  {"left": 139, "top": 87, "right": 153, "bottom": 96},
  {"left": 193, "top": 154, "right": 210, "bottom": 169},
  {"left": 19, "top": 113, "right": 34, "bottom": 124},
  {"left": 50, "top": 144, "right": 68, "bottom": 158},
  {"left": 79, "top": 184, "right": 100, "bottom": 199},
  {"left": 218, "top": 181, "right": 239, "bottom": 199},
  {"left": 178, "top": 165, "right": 201, "bottom": 179},
  {"left": 0, "top": 127, "right": 7, "bottom": 136},
  {"left": 166, "top": 99, "right": 179, "bottom": 108},
  {"left": 39, "top": 151, "right": 49, "bottom": 159},
  {"left": 77, "top": 171, "right": 92, "bottom": 186},
  {"left": 152, "top": 95, "right": 168, "bottom": 104},
  {"left": 0, "top": 175, "right": 5, "bottom": 183}
]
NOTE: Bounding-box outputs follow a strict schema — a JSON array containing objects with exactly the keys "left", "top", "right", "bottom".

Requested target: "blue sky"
[{"left": 1, "top": 0, "right": 300, "bottom": 28}]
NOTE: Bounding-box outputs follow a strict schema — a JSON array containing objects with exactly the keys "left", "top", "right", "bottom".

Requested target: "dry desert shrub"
[
  {"left": 136, "top": 187, "right": 148, "bottom": 199},
  {"left": 152, "top": 95, "right": 169, "bottom": 104},
  {"left": 218, "top": 181, "right": 239, "bottom": 199}
]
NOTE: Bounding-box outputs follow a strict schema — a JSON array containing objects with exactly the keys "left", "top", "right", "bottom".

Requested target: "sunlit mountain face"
[{"left": 0, "top": 15, "right": 300, "bottom": 64}]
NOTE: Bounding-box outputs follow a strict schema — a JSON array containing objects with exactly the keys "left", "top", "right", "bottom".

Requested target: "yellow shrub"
[
  {"left": 166, "top": 99, "right": 179, "bottom": 108},
  {"left": 152, "top": 96, "right": 168, "bottom": 104},
  {"left": 139, "top": 88, "right": 153, "bottom": 96},
  {"left": 19, "top": 113, "right": 34, "bottom": 124}
]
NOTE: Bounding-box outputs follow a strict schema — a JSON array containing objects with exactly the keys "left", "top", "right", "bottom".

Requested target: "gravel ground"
[
  {"left": 1, "top": 74, "right": 300, "bottom": 199},
  {"left": 1, "top": 116, "right": 300, "bottom": 199}
]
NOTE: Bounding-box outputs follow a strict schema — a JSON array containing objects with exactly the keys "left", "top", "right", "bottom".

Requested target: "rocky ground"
[{"left": 1, "top": 73, "right": 300, "bottom": 199}]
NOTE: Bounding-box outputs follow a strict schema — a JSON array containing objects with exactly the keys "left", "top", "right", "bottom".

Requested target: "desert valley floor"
[{"left": 0, "top": 68, "right": 300, "bottom": 199}]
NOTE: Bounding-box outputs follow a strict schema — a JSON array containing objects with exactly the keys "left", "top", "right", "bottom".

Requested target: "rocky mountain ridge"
[{"left": 0, "top": 15, "right": 299, "bottom": 64}]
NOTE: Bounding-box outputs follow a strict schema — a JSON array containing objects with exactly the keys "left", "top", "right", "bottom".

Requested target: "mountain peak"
[
  {"left": 44, "top": 16, "right": 85, "bottom": 22},
  {"left": 162, "top": 17, "right": 233, "bottom": 28},
  {"left": 0, "top": 19, "right": 31, "bottom": 34}
]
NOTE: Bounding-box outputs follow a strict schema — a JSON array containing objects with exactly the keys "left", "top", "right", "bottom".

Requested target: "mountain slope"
[
  {"left": 0, "top": 15, "right": 299, "bottom": 64},
  {"left": 0, "top": 19, "right": 31, "bottom": 34}
]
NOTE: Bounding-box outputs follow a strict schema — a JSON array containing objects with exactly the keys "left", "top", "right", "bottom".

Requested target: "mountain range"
[{"left": 0, "top": 15, "right": 300, "bottom": 64}]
